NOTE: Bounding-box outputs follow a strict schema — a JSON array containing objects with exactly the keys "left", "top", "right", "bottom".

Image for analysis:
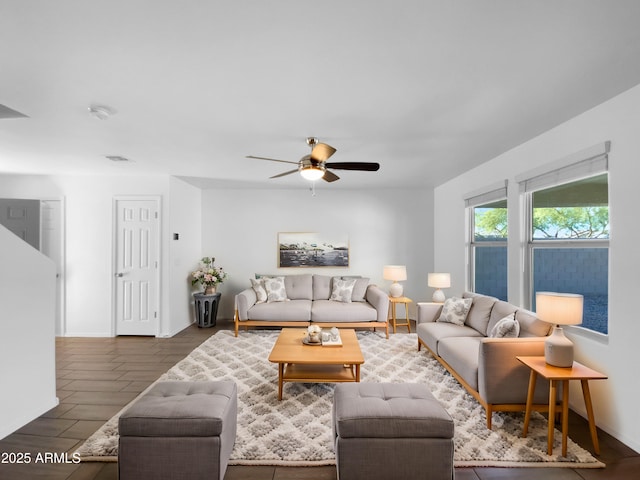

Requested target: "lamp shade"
[
  {"left": 535, "top": 292, "right": 583, "bottom": 326},
  {"left": 299, "top": 166, "right": 325, "bottom": 181},
  {"left": 428, "top": 273, "right": 451, "bottom": 289},
  {"left": 383, "top": 265, "right": 407, "bottom": 282}
]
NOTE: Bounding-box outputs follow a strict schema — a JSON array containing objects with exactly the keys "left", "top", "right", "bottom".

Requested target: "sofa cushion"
[
  {"left": 487, "top": 301, "right": 518, "bottom": 335},
  {"left": 416, "top": 322, "right": 482, "bottom": 356},
  {"left": 437, "top": 297, "right": 472, "bottom": 326},
  {"left": 264, "top": 276, "right": 288, "bottom": 302},
  {"left": 350, "top": 277, "right": 369, "bottom": 302},
  {"left": 248, "top": 300, "right": 311, "bottom": 321},
  {"left": 463, "top": 292, "right": 497, "bottom": 335},
  {"left": 250, "top": 278, "right": 268, "bottom": 304},
  {"left": 516, "top": 308, "right": 551, "bottom": 338},
  {"left": 313, "top": 275, "right": 332, "bottom": 300},
  {"left": 330, "top": 278, "right": 357, "bottom": 303},
  {"left": 438, "top": 337, "right": 481, "bottom": 391},
  {"left": 311, "top": 300, "right": 377, "bottom": 322},
  {"left": 284, "top": 274, "right": 313, "bottom": 300},
  {"left": 489, "top": 314, "right": 520, "bottom": 338}
]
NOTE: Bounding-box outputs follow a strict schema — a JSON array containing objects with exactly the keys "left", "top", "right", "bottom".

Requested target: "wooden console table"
[{"left": 517, "top": 356, "right": 607, "bottom": 457}]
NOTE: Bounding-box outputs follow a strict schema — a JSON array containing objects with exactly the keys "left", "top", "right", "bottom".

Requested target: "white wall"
[
  {"left": 201, "top": 187, "right": 434, "bottom": 320},
  {"left": 433, "top": 83, "right": 640, "bottom": 452},
  {"left": 168, "top": 176, "right": 202, "bottom": 336},
  {"left": 0, "top": 174, "right": 174, "bottom": 336},
  {"left": 0, "top": 225, "right": 57, "bottom": 439}
]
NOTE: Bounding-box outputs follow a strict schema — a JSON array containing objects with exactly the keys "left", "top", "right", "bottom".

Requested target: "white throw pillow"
[
  {"left": 489, "top": 314, "right": 520, "bottom": 338},
  {"left": 330, "top": 278, "right": 357, "bottom": 303},
  {"left": 250, "top": 278, "right": 268, "bottom": 304},
  {"left": 263, "top": 276, "right": 288, "bottom": 303},
  {"left": 437, "top": 297, "right": 472, "bottom": 326}
]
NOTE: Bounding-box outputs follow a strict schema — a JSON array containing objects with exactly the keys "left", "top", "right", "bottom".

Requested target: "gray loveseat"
[
  {"left": 417, "top": 292, "right": 555, "bottom": 428},
  {"left": 234, "top": 274, "right": 390, "bottom": 337}
]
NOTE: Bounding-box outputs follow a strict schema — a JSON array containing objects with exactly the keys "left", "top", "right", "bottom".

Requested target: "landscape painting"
[{"left": 278, "top": 232, "right": 349, "bottom": 268}]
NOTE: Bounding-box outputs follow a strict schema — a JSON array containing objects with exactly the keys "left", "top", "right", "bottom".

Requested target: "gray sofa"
[
  {"left": 417, "top": 292, "right": 555, "bottom": 428},
  {"left": 234, "top": 274, "right": 390, "bottom": 337}
]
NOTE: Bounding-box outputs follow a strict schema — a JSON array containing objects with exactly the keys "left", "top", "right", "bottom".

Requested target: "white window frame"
[
  {"left": 465, "top": 180, "right": 508, "bottom": 295},
  {"left": 517, "top": 142, "right": 610, "bottom": 335}
]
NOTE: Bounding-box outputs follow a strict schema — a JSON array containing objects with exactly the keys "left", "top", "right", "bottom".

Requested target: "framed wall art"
[{"left": 278, "top": 232, "right": 349, "bottom": 268}]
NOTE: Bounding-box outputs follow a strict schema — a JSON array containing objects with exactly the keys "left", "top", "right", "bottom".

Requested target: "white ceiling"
[{"left": 2, "top": 1, "right": 640, "bottom": 190}]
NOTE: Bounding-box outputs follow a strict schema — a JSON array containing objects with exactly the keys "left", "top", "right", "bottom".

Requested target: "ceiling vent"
[{"left": 106, "top": 155, "right": 133, "bottom": 163}]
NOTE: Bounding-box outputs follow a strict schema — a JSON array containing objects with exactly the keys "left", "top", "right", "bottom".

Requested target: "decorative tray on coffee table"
[
  {"left": 321, "top": 335, "right": 343, "bottom": 347},
  {"left": 302, "top": 335, "right": 322, "bottom": 346}
]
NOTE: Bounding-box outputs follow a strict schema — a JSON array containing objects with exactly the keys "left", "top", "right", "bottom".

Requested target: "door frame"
[
  {"left": 0, "top": 196, "right": 66, "bottom": 336},
  {"left": 40, "top": 198, "right": 66, "bottom": 336},
  {"left": 111, "top": 195, "right": 162, "bottom": 337}
]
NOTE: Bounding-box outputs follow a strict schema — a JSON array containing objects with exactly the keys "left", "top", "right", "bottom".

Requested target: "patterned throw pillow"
[
  {"left": 250, "top": 278, "right": 268, "bottom": 304},
  {"left": 437, "top": 297, "right": 473, "bottom": 326},
  {"left": 263, "top": 276, "right": 288, "bottom": 303},
  {"left": 330, "top": 278, "right": 357, "bottom": 303},
  {"left": 489, "top": 313, "right": 520, "bottom": 338}
]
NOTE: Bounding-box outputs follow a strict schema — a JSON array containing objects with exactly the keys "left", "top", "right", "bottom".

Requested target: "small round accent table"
[{"left": 193, "top": 292, "right": 221, "bottom": 328}]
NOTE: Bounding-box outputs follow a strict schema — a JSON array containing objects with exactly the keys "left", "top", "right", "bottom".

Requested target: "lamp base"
[
  {"left": 545, "top": 326, "right": 574, "bottom": 367},
  {"left": 432, "top": 289, "right": 445, "bottom": 303},
  {"left": 389, "top": 282, "right": 403, "bottom": 298}
]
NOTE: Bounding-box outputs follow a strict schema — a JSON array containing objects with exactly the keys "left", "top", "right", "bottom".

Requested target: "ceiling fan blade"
[
  {"left": 310, "top": 143, "right": 337, "bottom": 162},
  {"left": 246, "top": 155, "right": 299, "bottom": 165},
  {"left": 325, "top": 162, "right": 380, "bottom": 171},
  {"left": 322, "top": 170, "right": 340, "bottom": 182},
  {"left": 269, "top": 168, "right": 299, "bottom": 179}
]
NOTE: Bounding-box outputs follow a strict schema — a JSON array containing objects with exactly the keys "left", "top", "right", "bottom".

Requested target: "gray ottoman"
[
  {"left": 333, "top": 383, "right": 454, "bottom": 480},
  {"left": 118, "top": 381, "right": 237, "bottom": 480}
]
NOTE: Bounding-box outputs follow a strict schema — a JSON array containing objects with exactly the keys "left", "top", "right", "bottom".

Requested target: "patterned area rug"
[{"left": 76, "top": 330, "right": 604, "bottom": 468}]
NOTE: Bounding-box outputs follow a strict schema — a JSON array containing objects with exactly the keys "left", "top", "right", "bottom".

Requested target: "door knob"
[{"left": 116, "top": 272, "right": 124, "bottom": 277}]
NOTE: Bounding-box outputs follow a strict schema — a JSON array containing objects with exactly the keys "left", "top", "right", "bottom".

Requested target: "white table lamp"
[
  {"left": 428, "top": 273, "right": 451, "bottom": 303},
  {"left": 536, "top": 292, "right": 583, "bottom": 367},
  {"left": 383, "top": 265, "right": 407, "bottom": 298}
]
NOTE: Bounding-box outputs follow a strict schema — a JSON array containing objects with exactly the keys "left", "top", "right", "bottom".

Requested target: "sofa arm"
[
  {"left": 416, "top": 302, "right": 443, "bottom": 324},
  {"left": 478, "top": 337, "right": 551, "bottom": 405},
  {"left": 365, "top": 285, "right": 390, "bottom": 323},
  {"left": 235, "top": 288, "right": 257, "bottom": 321}
]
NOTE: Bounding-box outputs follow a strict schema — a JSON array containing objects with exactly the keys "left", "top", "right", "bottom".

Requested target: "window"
[
  {"left": 466, "top": 182, "right": 508, "bottom": 301},
  {"left": 520, "top": 145, "right": 609, "bottom": 335}
]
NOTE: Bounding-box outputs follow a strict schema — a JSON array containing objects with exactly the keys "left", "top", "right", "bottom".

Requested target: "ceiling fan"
[{"left": 246, "top": 137, "right": 380, "bottom": 183}]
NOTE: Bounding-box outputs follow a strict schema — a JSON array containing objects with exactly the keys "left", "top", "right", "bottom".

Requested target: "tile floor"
[{"left": 0, "top": 320, "right": 638, "bottom": 480}]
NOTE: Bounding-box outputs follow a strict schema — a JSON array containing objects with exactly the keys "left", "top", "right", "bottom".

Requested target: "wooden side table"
[
  {"left": 517, "top": 356, "right": 607, "bottom": 457},
  {"left": 388, "top": 296, "right": 412, "bottom": 333}
]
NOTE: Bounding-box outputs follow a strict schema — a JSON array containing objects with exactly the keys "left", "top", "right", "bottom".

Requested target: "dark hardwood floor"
[{"left": 0, "top": 320, "right": 638, "bottom": 480}]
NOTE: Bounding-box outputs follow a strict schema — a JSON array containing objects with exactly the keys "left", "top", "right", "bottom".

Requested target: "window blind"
[
  {"left": 464, "top": 180, "right": 508, "bottom": 208},
  {"left": 516, "top": 142, "right": 610, "bottom": 193}
]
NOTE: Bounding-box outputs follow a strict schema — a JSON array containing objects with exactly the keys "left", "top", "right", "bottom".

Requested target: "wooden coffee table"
[{"left": 268, "top": 328, "right": 364, "bottom": 400}]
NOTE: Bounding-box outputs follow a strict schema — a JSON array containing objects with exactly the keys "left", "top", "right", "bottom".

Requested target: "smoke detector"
[{"left": 88, "top": 104, "right": 115, "bottom": 120}]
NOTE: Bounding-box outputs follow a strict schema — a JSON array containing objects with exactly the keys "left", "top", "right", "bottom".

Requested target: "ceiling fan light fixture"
[{"left": 299, "top": 165, "right": 325, "bottom": 181}]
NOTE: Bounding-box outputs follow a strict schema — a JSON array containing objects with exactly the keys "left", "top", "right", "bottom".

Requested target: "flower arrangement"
[
  {"left": 191, "top": 257, "right": 228, "bottom": 290},
  {"left": 308, "top": 325, "right": 321, "bottom": 335}
]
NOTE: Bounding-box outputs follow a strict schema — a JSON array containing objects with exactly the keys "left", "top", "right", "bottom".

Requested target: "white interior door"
[
  {"left": 0, "top": 198, "right": 40, "bottom": 249},
  {"left": 40, "top": 200, "right": 65, "bottom": 336},
  {"left": 114, "top": 198, "right": 160, "bottom": 336}
]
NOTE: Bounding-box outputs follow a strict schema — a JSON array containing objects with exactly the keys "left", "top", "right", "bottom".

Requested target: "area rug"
[{"left": 76, "top": 330, "right": 604, "bottom": 468}]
